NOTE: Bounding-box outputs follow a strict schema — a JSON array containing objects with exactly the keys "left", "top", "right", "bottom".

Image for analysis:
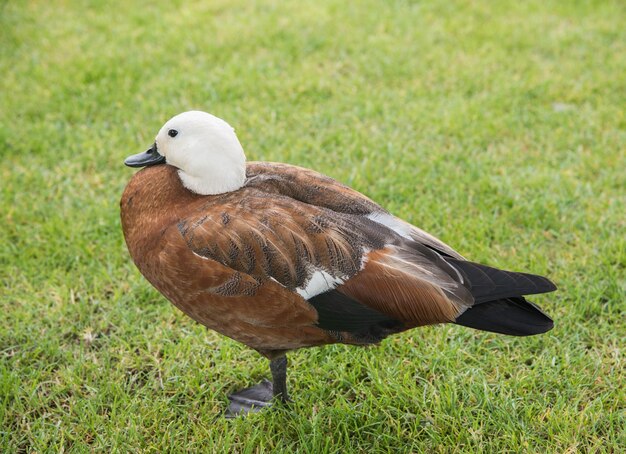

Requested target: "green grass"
[{"left": 1, "top": 0, "right": 624, "bottom": 451}]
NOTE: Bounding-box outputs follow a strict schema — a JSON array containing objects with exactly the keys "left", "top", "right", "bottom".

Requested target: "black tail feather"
[
  {"left": 447, "top": 259, "right": 557, "bottom": 303},
  {"left": 454, "top": 297, "right": 554, "bottom": 336},
  {"left": 446, "top": 259, "right": 556, "bottom": 336}
]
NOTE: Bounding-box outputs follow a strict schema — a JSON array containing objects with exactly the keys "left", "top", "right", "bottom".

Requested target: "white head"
[{"left": 155, "top": 111, "right": 247, "bottom": 195}]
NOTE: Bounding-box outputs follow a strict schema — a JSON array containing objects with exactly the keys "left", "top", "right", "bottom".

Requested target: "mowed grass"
[{"left": 1, "top": 0, "right": 625, "bottom": 451}]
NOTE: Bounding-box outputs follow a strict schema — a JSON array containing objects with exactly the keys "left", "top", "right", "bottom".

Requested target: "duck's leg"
[
  {"left": 226, "top": 355, "right": 289, "bottom": 417},
  {"left": 269, "top": 355, "right": 289, "bottom": 402}
]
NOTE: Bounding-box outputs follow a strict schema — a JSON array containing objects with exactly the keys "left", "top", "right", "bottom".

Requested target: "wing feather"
[
  {"left": 337, "top": 247, "right": 472, "bottom": 327},
  {"left": 176, "top": 189, "right": 388, "bottom": 296},
  {"left": 176, "top": 163, "right": 472, "bottom": 336}
]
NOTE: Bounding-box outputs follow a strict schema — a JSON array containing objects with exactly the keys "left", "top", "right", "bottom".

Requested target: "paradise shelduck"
[{"left": 121, "top": 111, "right": 556, "bottom": 416}]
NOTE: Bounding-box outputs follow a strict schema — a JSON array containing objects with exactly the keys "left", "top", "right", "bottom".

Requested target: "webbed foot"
[
  {"left": 225, "top": 355, "right": 290, "bottom": 418},
  {"left": 226, "top": 379, "right": 275, "bottom": 417}
]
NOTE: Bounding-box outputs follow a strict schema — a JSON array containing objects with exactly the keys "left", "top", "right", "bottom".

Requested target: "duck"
[{"left": 120, "top": 110, "right": 556, "bottom": 416}]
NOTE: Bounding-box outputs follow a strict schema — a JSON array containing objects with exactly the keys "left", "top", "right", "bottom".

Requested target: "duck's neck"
[{"left": 177, "top": 166, "right": 246, "bottom": 195}]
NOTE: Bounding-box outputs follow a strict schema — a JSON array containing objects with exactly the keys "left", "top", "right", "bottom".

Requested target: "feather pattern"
[
  {"left": 176, "top": 188, "right": 391, "bottom": 294},
  {"left": 121, "top": 162, "right": 555, "bottom": 352}
]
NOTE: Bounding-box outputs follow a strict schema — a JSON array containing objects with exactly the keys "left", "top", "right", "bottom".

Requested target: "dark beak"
[{"left": 124, "top": 142, "right": 166, "bottom": 168}]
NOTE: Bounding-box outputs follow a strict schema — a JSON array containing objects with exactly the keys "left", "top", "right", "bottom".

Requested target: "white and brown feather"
[{"left": 121, "top": 162, "right": 473, "bottom": 354}]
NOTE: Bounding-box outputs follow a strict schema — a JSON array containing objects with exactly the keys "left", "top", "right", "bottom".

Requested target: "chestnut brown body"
[{"left": 121, "top": 163, "right": 555, "bottom": 358}]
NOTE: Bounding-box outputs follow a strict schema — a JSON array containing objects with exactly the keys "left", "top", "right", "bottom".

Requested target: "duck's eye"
[{"left": 168, "top": 129, "right": 178, "bottom": 138}]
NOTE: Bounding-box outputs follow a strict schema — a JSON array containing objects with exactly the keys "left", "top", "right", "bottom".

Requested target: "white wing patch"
[
  {"left": 366, "top": 212, "right": 413, "bottom": 239},
  {"left": 367, "top": 211, "right": 465, "bottom": 260},
  {"left": 296, "top": 269, "right": 345, "bottom": 299}
]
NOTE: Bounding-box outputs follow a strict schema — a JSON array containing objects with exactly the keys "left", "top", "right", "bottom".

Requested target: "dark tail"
[
  {"left": 454, "top": 296, "right": 554, "bottom": 336},
  {"left": 448, "top": 259, "right": 556, "bottom": 336}
]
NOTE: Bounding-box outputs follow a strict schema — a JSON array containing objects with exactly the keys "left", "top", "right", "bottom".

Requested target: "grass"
[{"left": 1, "top": 0, "right": 624, "bottom": 451}]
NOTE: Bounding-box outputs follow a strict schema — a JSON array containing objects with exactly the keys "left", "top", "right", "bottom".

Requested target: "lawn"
[{"left": 1, "top": 0, "right": 624, "bottom": 451}]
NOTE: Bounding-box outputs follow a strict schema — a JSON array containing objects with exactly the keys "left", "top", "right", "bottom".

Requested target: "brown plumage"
[
  {"left": 121, "top": 163, "right": 466, "bottom": 352},
  {"left": 121, "top": 111, "right": 556, "bottom": 416}
]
